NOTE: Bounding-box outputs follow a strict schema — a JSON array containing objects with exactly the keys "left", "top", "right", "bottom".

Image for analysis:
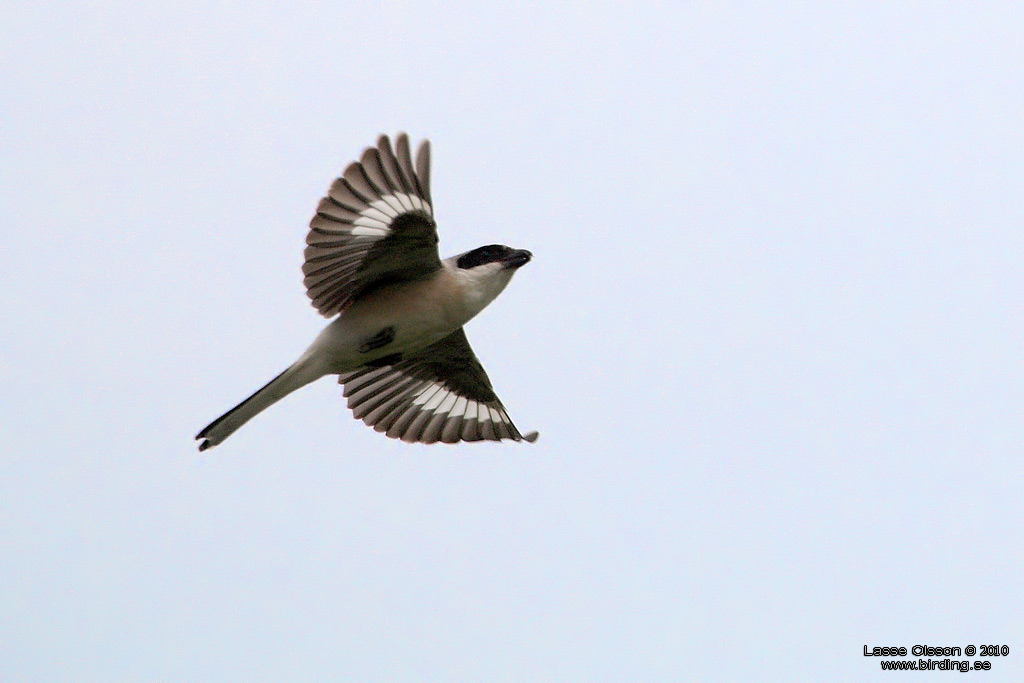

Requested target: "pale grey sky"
[{"left": 3, "top": 1, "right": 1023, "bottom": 681}]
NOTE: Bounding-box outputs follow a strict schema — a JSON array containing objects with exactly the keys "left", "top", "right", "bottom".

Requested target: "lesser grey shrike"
[{"left": 196, "top": 133, "right": 536, "bottom": 450}]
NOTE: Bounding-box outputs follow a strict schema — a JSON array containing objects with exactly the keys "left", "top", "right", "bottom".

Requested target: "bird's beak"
[{"left": 502, "top": 249, "right": 532, "bottom": 270}]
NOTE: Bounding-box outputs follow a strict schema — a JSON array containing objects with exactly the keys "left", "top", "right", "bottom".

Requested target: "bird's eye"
[{"left": 457, "top": 245, "right": 508, "bottom": 269}]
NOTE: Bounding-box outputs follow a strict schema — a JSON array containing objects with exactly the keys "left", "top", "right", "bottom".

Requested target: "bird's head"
[
  {"left": 447, "top": 244, "right": 532, "bottom": 316},
  {"left": 455, "top": 244, "right": 532, "bottom": 271}
]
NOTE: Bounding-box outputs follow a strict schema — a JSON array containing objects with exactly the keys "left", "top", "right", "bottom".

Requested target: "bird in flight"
[{"left": 196, "top": 133, "right": 536, "bottom": 450}]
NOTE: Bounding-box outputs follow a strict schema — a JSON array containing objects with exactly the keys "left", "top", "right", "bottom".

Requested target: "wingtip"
[
  {"left": 197, "top": 439, "right": 213, "bottom": 452},
  {"left": 523, "top": 431, "right": 539, "bottom": 443}
]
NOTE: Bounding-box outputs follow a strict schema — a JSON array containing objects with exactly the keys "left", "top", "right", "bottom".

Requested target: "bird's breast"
[{"left": 310, "top": 275, "right": 470, "bottom": 372}]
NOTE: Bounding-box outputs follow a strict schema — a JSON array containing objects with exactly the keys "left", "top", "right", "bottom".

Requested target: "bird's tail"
[{"left": 196, "top": 359, "right": 325, "bottom": 451}]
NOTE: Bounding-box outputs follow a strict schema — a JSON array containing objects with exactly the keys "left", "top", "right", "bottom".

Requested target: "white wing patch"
[
  {"left": 321, "top": 193, "right": 433, "bottom": 242},
  {"left": 339, "top": 368, "right": 531, "bottom": 444}
]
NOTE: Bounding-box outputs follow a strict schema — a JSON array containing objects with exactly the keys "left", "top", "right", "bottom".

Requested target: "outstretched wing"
[
  {"left": 338, "top": 329, "right": 538, "bottom": 444},
  {"left": 304, "top": 133, "right": 441, "bottom": 317}
]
